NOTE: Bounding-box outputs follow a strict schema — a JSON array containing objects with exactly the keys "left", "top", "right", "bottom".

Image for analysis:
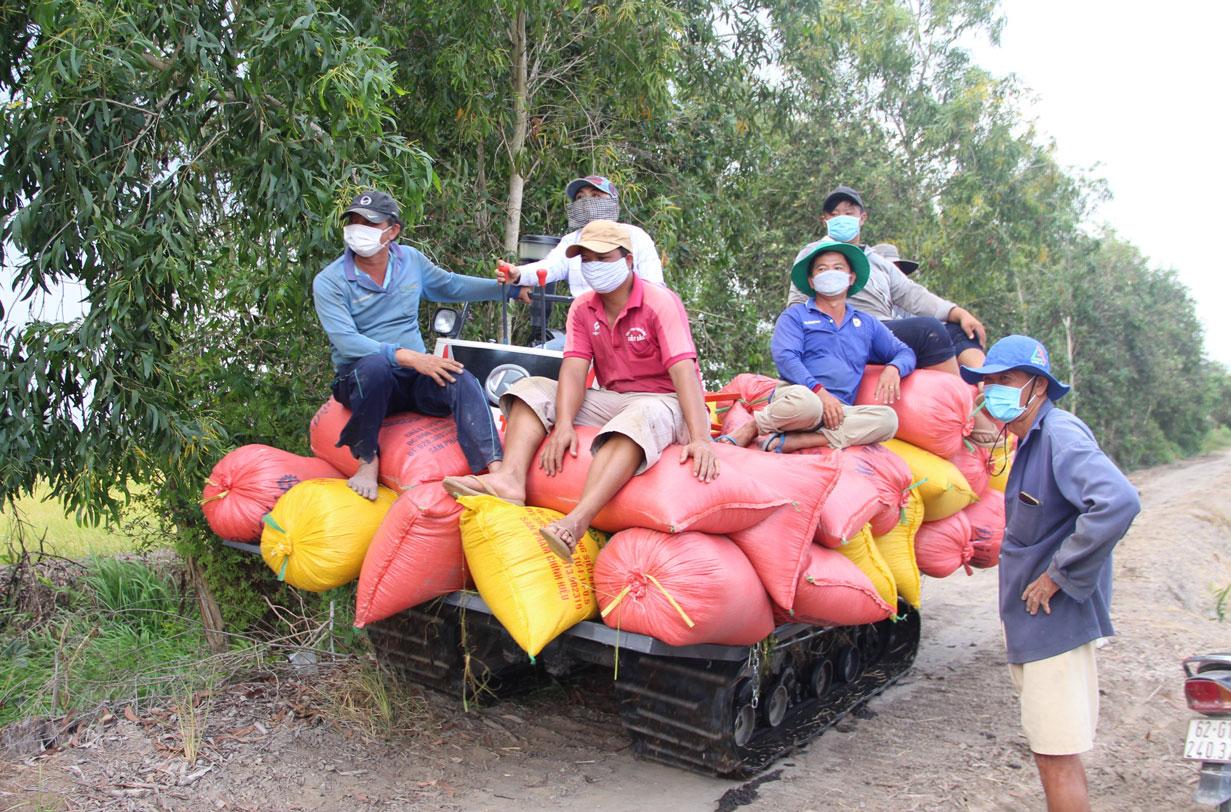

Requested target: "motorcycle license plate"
[{"left": 1186, "top": 718, "right": 1231, "bottom": 763}]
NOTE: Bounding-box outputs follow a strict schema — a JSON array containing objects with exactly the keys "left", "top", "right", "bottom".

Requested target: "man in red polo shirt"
[{"left": 443, "top": 220, "right": 717, "bottom": 560}]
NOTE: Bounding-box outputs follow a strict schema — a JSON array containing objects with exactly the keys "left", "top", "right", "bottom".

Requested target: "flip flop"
[
  {"left": 539, "top": 525, "right": 577, "bottom": 562},
  {"left": 441, "top": 475, "right": 526, "bottom": 506},
  {"left": 715, "top": 434, "right": 740, "bottom": 445},
  {"left": 761, "top": 432, "right": 787, "bottom": 454}
]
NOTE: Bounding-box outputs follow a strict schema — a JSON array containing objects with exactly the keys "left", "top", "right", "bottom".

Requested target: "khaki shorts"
[
  {"left": 752, "top": 384, "right": 898, "bottom": 449},
  {"left": 1008, "top": 641, "right": 1099, "bottom": 755},
  {"left": 501, "top": 376, "right": 689, "bottom": 474}
]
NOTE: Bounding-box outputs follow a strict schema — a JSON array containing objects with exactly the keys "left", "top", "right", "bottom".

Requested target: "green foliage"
[
  {"left": 1202, "top": 426, "right": 1231, "bottom": 455},
  {"left": 0, "top": 558, "right": 206, "bottom": 726},
  {"left": 0, "top": 0, "right": 433, "bottom": 625},
  {"left": 1, "top": 0, "right": 1225, "bottom": 645}
]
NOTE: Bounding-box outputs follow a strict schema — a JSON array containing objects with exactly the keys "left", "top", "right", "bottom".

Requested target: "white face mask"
[
  {"left": 580, "top": 257, "right": 630, "bottom": 293},
  {"left": 812, "top": 269, "right": 850, "bottom": 296},
  {"left": 343, "top": 223, "right": 391, "bottom": 258}
]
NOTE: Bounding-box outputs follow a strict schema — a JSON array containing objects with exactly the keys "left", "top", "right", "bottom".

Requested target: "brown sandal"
[
  {"left": 539, "top": 524, "right": 578, "bottom": 562},
  {"left": 441, "top": 475, "right": 525, "bottom": 506}
]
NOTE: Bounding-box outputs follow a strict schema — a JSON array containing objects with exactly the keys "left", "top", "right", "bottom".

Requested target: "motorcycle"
[{"left": 1185, "top": 653, "right": 1231, "bottom": 810}]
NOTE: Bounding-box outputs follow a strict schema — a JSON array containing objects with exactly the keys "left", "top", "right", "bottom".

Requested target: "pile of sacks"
[{"left": 199, "top": 368, "right": 1012, "bottom": 659}]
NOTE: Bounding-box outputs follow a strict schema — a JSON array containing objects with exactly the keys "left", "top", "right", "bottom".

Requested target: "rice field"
[{"left": 0, "top": 483, "right": 153, "bottom": 562}]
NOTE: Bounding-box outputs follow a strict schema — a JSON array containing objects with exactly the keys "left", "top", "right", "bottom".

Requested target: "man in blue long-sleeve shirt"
[
  {"left": 962, "top": 335, "right": 1140, "bottom": 812},
  {"left": 313, "top": 190, "right": 511, "bottom": 499},
  {"left": 721, "top": 238, "right": 914, "bottom": 452}
]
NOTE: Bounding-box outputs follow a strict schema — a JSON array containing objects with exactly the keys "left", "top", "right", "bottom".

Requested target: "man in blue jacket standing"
[
  {"left": 313, "top": 190, "right": 511, "bottom": 499},
  {"left": 961, "top": 335, "right": 1140, "bottom": 812}
]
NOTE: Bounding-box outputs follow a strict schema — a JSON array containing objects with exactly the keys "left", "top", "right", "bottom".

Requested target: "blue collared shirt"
[
  {"left": 312, "top": 244, "right": 505, "bottom": 370},
  {"left": 771, "top": 301, "right": 916, "bottom": 403},
  {"left": 1000, "top": 400, "right": 1141, "bottom": 663}
]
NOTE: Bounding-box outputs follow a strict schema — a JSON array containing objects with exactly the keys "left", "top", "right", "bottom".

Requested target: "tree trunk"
[
  {"left": 1062, "top": 313, "right": 1077, "bottom": 415},
  {"left": 476, "top": 142, "right": 490, "bottom": 237},
  {"left": 502, "top": 7, "right": 529, "bottom": 257},
  {"left": 186, "top": 556, "right": 227, "bottom": 653}
]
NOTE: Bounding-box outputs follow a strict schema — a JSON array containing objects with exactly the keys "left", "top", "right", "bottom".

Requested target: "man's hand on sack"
[
  {"left": 539, "top": 424, "right": 579, "bottom": 476},
  {"left": 679, "top": 439, "right": 720, "bottom": 482},
  {"left": 874, "top": 365, "right": 902, "bottom": 405},
  {"left": 396, "top": 349, "right": 463, "bottom": 387}
]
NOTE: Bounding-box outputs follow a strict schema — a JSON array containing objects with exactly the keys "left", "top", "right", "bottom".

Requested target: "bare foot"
[{"left": 348, "top": 458, "right": 379, "bottom": 500}]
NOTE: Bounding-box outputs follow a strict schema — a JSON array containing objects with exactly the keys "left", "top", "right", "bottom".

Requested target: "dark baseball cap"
[
  {"left": 342, "top": 190, "right": 400, "bottom": 224},
  {"left": 822, "top": 184, "right": 864, "bottom": 213}
]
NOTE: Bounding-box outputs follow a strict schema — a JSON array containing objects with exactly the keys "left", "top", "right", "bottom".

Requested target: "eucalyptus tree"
[{"left": 0, "top": 1, "right": 433, "bottom": 628}]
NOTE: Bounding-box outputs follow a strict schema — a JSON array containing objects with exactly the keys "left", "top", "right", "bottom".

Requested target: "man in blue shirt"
[
  {"left": 313, "top": 190, "right": 512, "bottom": 499},
  {"left": 962, "top": 335, "right": 1140, "bottom": 812},
  {"left": 721, "top": 238, "right": 914, "bottom": 452}
]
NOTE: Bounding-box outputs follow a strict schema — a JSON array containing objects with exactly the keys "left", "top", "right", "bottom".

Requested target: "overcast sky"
[{"left": 968, "top": 0, "right": 1231, "bottom": 367}]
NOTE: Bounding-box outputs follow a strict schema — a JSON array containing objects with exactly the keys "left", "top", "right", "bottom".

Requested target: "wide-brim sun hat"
[
  {"left": 871, "top": 242, "right": 919, "bottom": 275},
  {"left": 960, "top": 334, "right": 1071, "bottom": 400},
  {"left": 790, "top": 238, "right": 870, "bottom": 298}
]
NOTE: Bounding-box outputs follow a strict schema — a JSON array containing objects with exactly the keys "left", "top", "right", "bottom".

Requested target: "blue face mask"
[
  {"left": 983, "top": 377, "right": 1038, "bottom": 422},
  {"left": 826, "top": 214, "right": 861, "bottom": 242}
]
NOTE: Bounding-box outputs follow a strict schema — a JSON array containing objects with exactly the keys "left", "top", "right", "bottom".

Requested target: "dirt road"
[{"left": 2, "top": 451, "right": 1228, "bottom": 811}]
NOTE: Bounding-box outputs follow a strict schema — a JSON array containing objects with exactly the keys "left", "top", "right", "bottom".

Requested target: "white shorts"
[{"left": 1008, "top": 641, "right": 1099, "bottom": 755}]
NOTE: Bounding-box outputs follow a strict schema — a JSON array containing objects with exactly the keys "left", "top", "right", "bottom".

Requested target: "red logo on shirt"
[{"left": 625, "top": 327, "right": 648, "bottom": 343}]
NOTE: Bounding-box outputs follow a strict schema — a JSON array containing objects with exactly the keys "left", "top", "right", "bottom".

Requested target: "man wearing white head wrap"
[{"left": 497, "top": 175, "right": 665, "bottom": 297}]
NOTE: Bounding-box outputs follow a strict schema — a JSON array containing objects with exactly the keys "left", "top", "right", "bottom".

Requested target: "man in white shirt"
[{"left": 500, "top": 175, "right": 664, "bottom": 296}]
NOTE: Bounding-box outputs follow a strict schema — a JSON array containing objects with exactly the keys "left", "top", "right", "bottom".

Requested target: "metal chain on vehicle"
[{"left": 748, "top": 645, "right": 761, "bottom": 709}]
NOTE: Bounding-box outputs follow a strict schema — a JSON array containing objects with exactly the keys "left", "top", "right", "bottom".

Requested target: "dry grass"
[
  {"left": 173, "top": 684, "right": 210, "bottom": 764},
  {"left": 310, "top": 659, "right": 432, "bottom": 740}
]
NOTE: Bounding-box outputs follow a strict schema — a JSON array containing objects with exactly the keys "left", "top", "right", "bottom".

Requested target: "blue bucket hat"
[
  {"left": 960, "top": 335, "right": 1071, "bottom": 400},
  {"left": 565, "top": 175, "right": 618, "bottom": 201}
]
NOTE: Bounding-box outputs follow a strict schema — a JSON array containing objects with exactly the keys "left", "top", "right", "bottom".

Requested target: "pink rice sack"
[
  {"left": 856, "top": 366, "right": 974, "bottom": 457},
  {"left": 201, "top": 445, "right": 343, "bottom": 542},
  {"left": 728, "top": 451, "right": 842, "bottom": 609},
  {"left": 309, "top": 398, "right": 471, "bottom": 491},
  {"left": 789, "top": 545, "right": 894, "bottom": 627},
  {"left": 914, "top": 511, "right": 974, "bottom": 578},
  {"left": 596, "top": 528, "right": 774, "bottom": 647},
  {"left": 965, "top": 488, "right": 1006, "bottom": 569},
  {"left": 948, "top": 444, "right": 991, "bottom": 498},
  {"left": 354, "top": 482, "right": 470, "bottom": 628},
  {"left": 525, "top": 426, "right": 789, "bottom": 535},
  {"left": 843, "top": 444, "right": 914, "bottom": 537}
]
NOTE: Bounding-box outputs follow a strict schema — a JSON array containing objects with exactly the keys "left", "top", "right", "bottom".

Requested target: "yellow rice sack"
[
  {"left": 837, "top": 524, "right": 896, "bottom": 609},
  {"left": 457, "top": 495, "right": 602, "bottom": 658},
  {"left": 883, "top": 438, "right": 977, "bottom": 521},
  {"left": 987, "top": 442, "right": 1014, "bottom": 492},
  {"left": 261, "top": 479, "right": 397, "bottom": 592},
  {"left": 874, "top": 488, "right": 924, "bottom": 608}
]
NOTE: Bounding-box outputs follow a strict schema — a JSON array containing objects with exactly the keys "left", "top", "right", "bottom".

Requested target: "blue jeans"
[{"left": 330, "top": 354, "right": 502, "bottom": 473}]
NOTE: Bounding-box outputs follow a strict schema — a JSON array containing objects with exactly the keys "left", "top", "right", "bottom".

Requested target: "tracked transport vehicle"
[{"left": 364, "top": 235, "right": 923, "bottom": 778}]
